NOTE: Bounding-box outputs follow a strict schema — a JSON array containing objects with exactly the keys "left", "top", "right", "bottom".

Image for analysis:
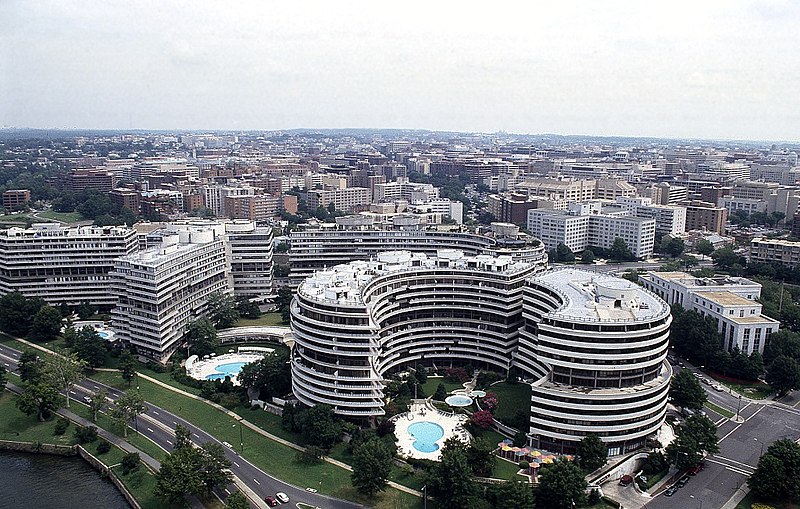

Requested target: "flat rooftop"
[
  {"left": 532, "top": 268, "right": 669, "bottom": 323},
  {"left": 695, "top": 291, "right": 753, "bottom": 307},
  {"left": 298, "top": 250, "right": 533, "bottom": 306}
]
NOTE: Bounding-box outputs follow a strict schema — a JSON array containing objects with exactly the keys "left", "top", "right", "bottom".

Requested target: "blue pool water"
[
  {"left": 97, "top": 331, "right": 111, "bottom": 339},
  {"left": 445, "top": 395, "right": 473, "bottom": 407},
  {"left": 205, "top": 361, "right": 247, "bottom": 381},
  {"left": 408, "top": 421, "right": 444, "bottom": 453}
]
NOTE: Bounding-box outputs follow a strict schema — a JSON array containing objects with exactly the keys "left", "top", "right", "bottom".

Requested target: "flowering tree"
[{"left": 470, "top": 410, "right": 494, "bottom": 429}]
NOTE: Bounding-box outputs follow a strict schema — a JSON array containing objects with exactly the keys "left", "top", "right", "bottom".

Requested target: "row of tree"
[{"left": 548, "top": 238, "right": 638, "bottom": 264}]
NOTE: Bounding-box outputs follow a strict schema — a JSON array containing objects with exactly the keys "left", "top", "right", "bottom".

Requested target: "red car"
[
  {"left": 688, "top": 462, "right": 705, "bottom": 476},
  {"left": 265, "top": 496, "right": 279, "bottom": 507}
]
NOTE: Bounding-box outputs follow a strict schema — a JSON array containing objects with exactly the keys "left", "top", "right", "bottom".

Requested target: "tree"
[
  {"left": 766, "top": 355, "right": 800, "bottom": 397},
  {"left": 695, "top": 239, "right": 715, "bottom": 259},
  {"left": 555, "top": 243, "right": 575, "bottom": 263},
  {"left": 669, "top": 369, "right": 707, "bottom": 411},
  {"left": 295, "top": 404, "right": 342, "bottom": 450},
  {"left": 155, "top": 445, "right": 204, "bottom": 507},
  {"left": 109, "top": 390, "right": 147, "bottom": 438},
  {"left": 581, "top": 249, "right": 595, "bottom": 264},
  {"left": 76, "top": 301, "right": 96, "bottom": 320},
  {"left": 119, "top": 350, "right": 136, "bottom": 387},
  {"left": 16, "top": 382, "right": 61, "bottom": 421},
  {"left": 470, "top": 410, "right": 494, "bottom": 429},
  {"left": 426, "top": 437, "right": 480, "bottom": 509},
  {"left": 174, "top": 424, "right": 193, "bottom": 451},
  {"left": 485, "top": 480, "right": 535, "bottom": 509},
  {"left": 225, "top": 491, "right": 250, "bottom": 509},
  {"left": 207, "top": 292, "right": 239, "bottom": 329},
  {"left": 18, "top": 350, "right": 42, "bottom": 383},
  {"left": 74, "top": 425, "right": 99, "bottom": 444},
  {"left": 236, "top": 299, "right": 261, "bottom": 319},
  {"left": 666, "top": 414, "right": 720, "bottom": 470},
  {"left": 121, "top": 453, "right": 140, "bottom": 475},
  {"left": 185, "top": 318, "right": 219, "bottom": 358},
  {"left": 351, "top": 437, "right": 393, "bottom": 496},
  {"left": 42, "top": 352, "right": 86, "bottom": 408},
  {"left": 414, "top": 365, "right": 428, "bottom": 385},
  {"left": 536, "top": 459, "right": 587, "bottom": 509},
  {"left": 662, "top": 237, "right": 685, "bottom": 258},
  {"left": 467, "top": 437, "right": 497, "bottom": 477},
  {"left": 609, "top": 237, "right": 636, "bottom": 261},
  {"left": 275, "top": 287, "right": 293, "bottom": 324},
  {"left": 433, "top": 383, "right": 448, "bottom": 401},
  {"left": 88, "top": 389, "right": 108, "bottom": 422},
  {"left": 29, "top": 305, "right": 63, "bottom": 341},
  {"left": 237, "top": 351, "right": 291, "bottom": 400},
  {"left": 0, "top": 292, "right": 45, "bottom": 336},
  {"left": 711, "top": 247, "right": 745, "bottom": 272},
  {"left": 73, "top": 326, "right": 107, "bottom": 368},
  {"left": 748, "top": 439, "right": 800, "bottom": 502},
  {"left": 764, "top": 330, "right": 800, "bottom": 365},
  {"left": 197, "top": 442, "right": 232, "bottom": 494},
  {"left": 669, "top": 307, "right": 722, "bottom": 367},
  {"left": 577, "top": 433, "right": 607, "bottom": 473}
]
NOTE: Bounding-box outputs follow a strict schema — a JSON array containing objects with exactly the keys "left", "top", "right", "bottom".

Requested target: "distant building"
[
  {"left": 684, "top": 201, "right": 727, "bottom": 235},
  {"left": 306, "top": 187, "right": 370, "bottom": 213},
  {"left": 2, "top": 189, "right": 30, "bottom": 210},
  {"left": 750, "top": 237, "right": 800, "bottom": 268},
  {"left": 66, "top": 169, "right": 116, "bottom": 193}
]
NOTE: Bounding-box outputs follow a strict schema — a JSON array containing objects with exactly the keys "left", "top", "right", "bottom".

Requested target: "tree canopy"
[
  {"left": 185, "top": 318, "right": 219, "bottom": 357},
  {"left": 666, "top": 414, "right": 720, "bottom": 470},
  {"left": 535, "top": 459, "right": 587, "bottom": 509},
  {"left": 749, "top": 439, "right": 800, "bottom": 502},
  {"left": 351, "top": 436, "right": 393, "bottom": 496},
  {"left": 669, "top": 369, "right": 707, "bottom": 411},
  {"left": 426, "top": 437, "right": 481, "bottom": 509},
  {"left": 207, "top": 292, "right": 239, "bottom": 329},
  {"left": 237, "top": 351, "right": 291, "bottom": 401},
  {"left": 765, "top": 355, "right": 800, "bottom": 397},
  {"left": 577, "top": 433, "right": 607, "bottom": 473}
]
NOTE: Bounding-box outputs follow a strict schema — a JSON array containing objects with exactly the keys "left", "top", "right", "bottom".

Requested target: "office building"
[
  {"left": 2, "top": 189, "right": 31, "bottom": 210},
  {"left": 306, "top": 187, "right": 371, "bottom": 213},
  {"left": 684, "top": 201, "right": 727, "bottom": 234},
  {"left": 640, "top": 271, "right": 779, "bottom": 354},
  {"left": 750, "top": 238, "right": 800, "bottom": 268}
]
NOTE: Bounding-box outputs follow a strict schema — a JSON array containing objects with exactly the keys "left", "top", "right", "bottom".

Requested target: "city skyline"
[{"left": 2, "top": 1, "right": 799, "bottom": 141}]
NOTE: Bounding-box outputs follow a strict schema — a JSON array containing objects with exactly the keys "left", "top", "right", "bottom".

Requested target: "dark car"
[
  {"left": 678, "top": 476, "right": 689, "bottom": 487},
  {"left": 664, "top": 487, "right": 677, "bottom": 497},
  {"left": 265, "top": 496, "right": 279, "bottom": 507},
  {"left": 688, "top": 462, "right": 705, "bottom": 475}
]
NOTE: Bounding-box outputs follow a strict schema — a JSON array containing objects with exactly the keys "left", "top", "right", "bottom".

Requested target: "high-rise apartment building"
[{"left": 0, "top": 223, "right": 138, "bottom": 307}]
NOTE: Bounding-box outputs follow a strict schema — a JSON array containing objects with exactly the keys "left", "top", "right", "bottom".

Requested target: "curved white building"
[
  {"left": 517, "top": 269, "right": 672, "bottom": 455},
  {"left": 291, "top": 250, "right": 541, "bottom": 417}
]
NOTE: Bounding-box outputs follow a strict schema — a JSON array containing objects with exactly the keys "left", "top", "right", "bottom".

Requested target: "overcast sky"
[{"left": 1, "top": 1, "right": 798, "bottom": 141}]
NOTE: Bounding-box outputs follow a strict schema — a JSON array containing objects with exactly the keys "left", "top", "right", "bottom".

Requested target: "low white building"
[{"left": 639, "top": 271, "right": 779, "bottom": 355}]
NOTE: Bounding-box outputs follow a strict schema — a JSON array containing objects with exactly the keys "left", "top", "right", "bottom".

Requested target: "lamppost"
[
  {"left": 233, "top": 423, "right": 243, "bottom": 452},
  {"left": 421, "top": 485, "right": 427, "bottom": 509},
  {"left": 736, "top": 395, "right": 743, "bottom": 421}
]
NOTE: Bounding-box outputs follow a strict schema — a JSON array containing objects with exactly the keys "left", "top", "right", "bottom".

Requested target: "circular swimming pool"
[
  {"left": 205, "top": 361, "right": 248, "bottom": 381},
  {"left": 97, "top": 331, "right": 111, "bottom": 340},
  {"left": 407, "top": 421, "right": 444, "bottom": 453},
  {"left": 445, "top": 394, "right": 473, "bottom": 407}
]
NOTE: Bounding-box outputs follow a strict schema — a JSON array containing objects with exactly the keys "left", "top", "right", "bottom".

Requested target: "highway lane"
[{"left": 0, "top": 343, "right": 364, "bottom": 509}]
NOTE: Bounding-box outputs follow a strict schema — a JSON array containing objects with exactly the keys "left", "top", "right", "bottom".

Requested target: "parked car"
[
  {"left": 678, "top": 476, "right": 690, "bottom": 488},
  {"left": 713, "top": 384, "right": 725, "bottom": 392},
  {"left": 665, "top": 486, "right": 677, "bottom": 497},
  {"left": 265, "top": 496, "right": 279, "bottom": 507},
  {"left": 619, "top": 474, "right": 634, "bottom": 487},
  {"left": 689, "top": 462, "right": 706, "bottom": 475},
  {"left": 275, "top": 492, "right": 289, "bottom": 503}
]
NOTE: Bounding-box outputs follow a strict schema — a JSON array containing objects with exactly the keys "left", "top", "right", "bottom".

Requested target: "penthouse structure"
[
  {"left": 516, "top": 269, "right": 672, "bottom": 455},
  {"left": 290, "top": 250, "right": 539, "bottom": 417},
  {"left": 0, "top": 223, "right": 138, "bottom": 307},
  {"left": 288, "top": 220, "right": 548, "bottom": 283},
  {"left": 111, "top": 228, "right": 232, "bottom": 361},
  {"left": 639, "top": 272, "right": 779, "bottom": 355}
]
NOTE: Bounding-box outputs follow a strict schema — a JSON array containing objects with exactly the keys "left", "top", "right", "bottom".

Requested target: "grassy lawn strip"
[
  {"left": 719, "top": 380, "right": 772, "bottom": 400},
  {"left": 36, "top": 210, "right": 85, "bottom": 223},
  {"left": 421, "top": 378, "right": 462, "bottom": 398},
  {"left": 641, "top": 469, "right": 668, "bottom": 490},
  {"left": 90, "top": 371, "right": 422, "bottom": 509},
  {"left": 486, "top": 382, "right": 531, "bottom": 425},
  {"left": 491, "top": 457, "right": 525, "bottom": 479},
  {"left": 231, "top": 312, "right": 285, "bottom": 327},
  {"left": 705, "top": 401, "right": 735, "bottom": 419}
]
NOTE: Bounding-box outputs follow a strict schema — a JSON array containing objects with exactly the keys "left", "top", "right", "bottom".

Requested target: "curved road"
[{"left": 0, "top": 342, "right": 364, "bottom": 509}]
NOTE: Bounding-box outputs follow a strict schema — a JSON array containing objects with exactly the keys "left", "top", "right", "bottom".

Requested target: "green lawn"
[
  {"left": 706, "top": 401, "right": 735, "bottom": 419},
  {"left": 421, "top": 378, "right": 463, "bottom": 399},
  {"left": 486, "top": 382, "right": 531, "bottom": 425},
  {"left": 36, "top": 210, "right": 85, "bottom": 223},
  {"left": 89, "top": 371, "right": 422, "bottom": 509},
  {"left": 491, "top": 457, "right": 525, "bottom": 479},
  {"left": 720, "top": 381, "right": 773, "bottom": 400},
  {"left": 232, "top": 312, "right": 285, "bottom": 327}
]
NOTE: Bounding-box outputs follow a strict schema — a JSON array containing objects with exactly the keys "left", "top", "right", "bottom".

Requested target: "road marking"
[
  {"left": 714, "top": 417, "right": 726, "bottom": 426},
  {"left": 147, "top": 428, "right": 154, "bottom": 433},
  {"left": 719, "top": 422, "right": 743, "bottom": 443},
  {"left": 173, "top": 421, "right": 178, "bottom": 425},
  {"left": 233, "top": 461, "right": 240, "bottom": 468},
  {"left": 253, "top": 478, "right": 260, "bottom": 486},
  {"left": 93, "top": 385, "right": 100, "bottom": 390},
  {"left": 152, "top": 410, "right": 159, "bottom": 415},
  {"left": 193, "top": 433, "right": 200, "bottom": 438},
  {"left": 725, "top": 465, "right": 753, "bottom": 476},
  {"left": 747, "top": 405, "right": 767, "bottom": 420},
  {"left": 224, "top": 489, "right": 230, "bottom": 495},
  {"left": 706, "top": 457, "right": 754, "bottom": 475},
  {"left": 714, "top": 455, "right": 756, "bottom": 470}
]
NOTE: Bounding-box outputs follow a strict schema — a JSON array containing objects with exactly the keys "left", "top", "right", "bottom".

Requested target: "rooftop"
[
  {"left": 532, "top": 268, "right": 669, "bottom": 323},
  {"left": 695, "top": 291, "right": 754, "bottom": 307},
  {"left": 645, "top": 271, "right": 759, "bottom": 288},
  {"left": 298, "top": 250, "right": 533, "bottom": 306}
]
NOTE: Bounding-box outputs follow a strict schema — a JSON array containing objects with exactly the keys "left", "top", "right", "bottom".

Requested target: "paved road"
[
  {"left": 0, "top": 343, "right": 363, "bottom": 509},
  {"left": 644, "top": 361, "right": 800, "bottom": 509}
]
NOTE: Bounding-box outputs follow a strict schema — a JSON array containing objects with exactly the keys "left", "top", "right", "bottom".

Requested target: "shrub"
[
  {"left": 295, "top": 445, "right": 325, "bottom": 465},
  {"left": 443, "top": 367, "right": 469, "bottom": 383},
  {"left": 74, "top": 425, "right": 98, "bottom": 444},
  {"left": 96, "top": 441, "right": 111, "bottom": 455},
  {"left": 121, "top": 453, "right": 140, "bottom": 475},
  {"left": 53, "top": 417, "right": 70, "bottom": 436}
]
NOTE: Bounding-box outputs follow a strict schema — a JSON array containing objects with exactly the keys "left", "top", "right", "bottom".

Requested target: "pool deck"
[
  {"left": 185, "top": 352, "right": 267, "bottom": 385},
  {"left": 391, "top": 400, "right": 470, "bottom": 461}
]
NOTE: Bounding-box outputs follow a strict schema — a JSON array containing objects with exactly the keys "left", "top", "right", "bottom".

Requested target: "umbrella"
[
  {"left": 515, "top": 450, "right": 526, "bottom": 457},
  {"left": 543, "top": 458, "right": 554, "bottom": 464},
  {"left": 530, "top": 450, "right": 541, "bottom": 457},
  {"left": 501, "top": 445, "right": 512, "bottom": 451},
  {"left": 502, "top": 439, "right": 513, "bottom": 445}
]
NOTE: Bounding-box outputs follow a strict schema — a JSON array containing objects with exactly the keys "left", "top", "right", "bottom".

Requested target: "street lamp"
[
  {"left": 736, "top": 395, "right": 743, "bottom": 421},
  {"left": 233, "top": 423, "right": 243, "bottom": 452},
  {"left": 421, "top": 485, "right": 427, "bottom": 509}
]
